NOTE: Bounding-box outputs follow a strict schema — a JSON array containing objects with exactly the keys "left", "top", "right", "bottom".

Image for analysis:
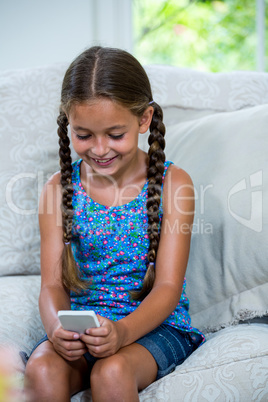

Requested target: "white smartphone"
[{"left": 58, "top": 310, "right": 100, "bottom": 334}]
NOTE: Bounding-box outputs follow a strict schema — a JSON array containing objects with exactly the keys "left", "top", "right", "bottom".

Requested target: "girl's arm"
[
  {"left": 120, "top": 165, "right": 195, "bottom": 341},
  {"left": 38, "top": 173, "right": 87, "bottom": 360},
  {"left": 82, "top": 165, "right": 195, "bottom": 356}
]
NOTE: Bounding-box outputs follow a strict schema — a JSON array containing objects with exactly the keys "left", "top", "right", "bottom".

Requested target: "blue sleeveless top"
[{"left": 70, "top": 159, "right": 204, "bottom": 340}]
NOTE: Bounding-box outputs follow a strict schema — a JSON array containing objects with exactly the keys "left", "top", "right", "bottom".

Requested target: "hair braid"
[
  {"left": 57, "top": 111, "right": 87, "bottom": 291},
  {"left": 130, "top": 102, "right": 166, "bottom": 301},
  {"left": 58, "top": 111, "right": 73, "bottom": 242}
]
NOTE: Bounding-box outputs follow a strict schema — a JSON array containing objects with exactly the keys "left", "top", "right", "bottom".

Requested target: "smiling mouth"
[{"left": 92, "top": 155, "right": 118, "bottom": 165}]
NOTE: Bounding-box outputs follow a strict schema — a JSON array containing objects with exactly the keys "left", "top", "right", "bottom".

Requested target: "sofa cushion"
[
  {"left": 0, "top": 275, "right": 43, "bottom": 357},
  {"left": 140, "top": 104, "right": 268, "bottom": 332},
  {"left": 145, "top": 65, "right": 268, "bottom": 116},
  {"left": 0, "top": 65, "right": 67, "bottom": 276},
  {"left": 139, "top": 324, "right": 268, "bottom": 402},
  {"left": 71, "top": 324, "right": 268, "bottom": 401}
]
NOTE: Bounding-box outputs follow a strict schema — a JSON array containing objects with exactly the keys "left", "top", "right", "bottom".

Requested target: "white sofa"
[{"left": 0, "top": 62, "right": 268, "bottom": 401}]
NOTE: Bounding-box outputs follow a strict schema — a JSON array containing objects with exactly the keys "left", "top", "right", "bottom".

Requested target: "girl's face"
[{"left": 68, "top": 98, "right": 153, "bottom": 180}]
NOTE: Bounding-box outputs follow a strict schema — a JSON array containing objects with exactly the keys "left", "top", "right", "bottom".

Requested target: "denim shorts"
[
  {"left": 22, "top": 324, "right": 202, "bottom": 381},
  {"left": 136, "top": 324, "right": 202, "bottom": 379}
]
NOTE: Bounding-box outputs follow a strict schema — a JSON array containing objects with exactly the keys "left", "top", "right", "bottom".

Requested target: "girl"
[{"left": 24, "top": 46, "right": 204, "bottom": 401}]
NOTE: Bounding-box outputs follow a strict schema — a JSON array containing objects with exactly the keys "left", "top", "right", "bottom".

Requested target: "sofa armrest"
[{"left": 0, "top": 275, "right": 44, "bottom": 356}]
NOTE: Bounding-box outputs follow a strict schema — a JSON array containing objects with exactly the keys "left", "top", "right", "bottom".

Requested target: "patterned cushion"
[
  {"left": 71, "top": 324, "right": 268, "bottom": 401},
  {"left": 145, "top": 65, "right": 268, "bottom": 112},
  {"left": 0, "top": 276, "right": 43, "bottom": 356},
  {"left": 162, "top": 105, "right": 268, "bottom": 332},
  {"left": 0, "top": 65, "right": 66, "bottom": 276}
]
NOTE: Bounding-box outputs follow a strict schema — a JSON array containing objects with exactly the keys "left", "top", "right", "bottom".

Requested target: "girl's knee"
[
  {"left": 91, "top": 354, "right": 132, "bottom": 386},
  {"left": 25, "top": 351, "right": 54, "bottom": 384},
  {"left": 24, "top": 351, "right": 75, "bottom": 401},
  {"left": 91, "top": 355, "right": 139, "bottom": 401}
]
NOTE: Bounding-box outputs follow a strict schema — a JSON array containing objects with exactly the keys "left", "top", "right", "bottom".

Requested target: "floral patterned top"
[{"left": 70, "top": 159, "right": 204, "bottom": 341}]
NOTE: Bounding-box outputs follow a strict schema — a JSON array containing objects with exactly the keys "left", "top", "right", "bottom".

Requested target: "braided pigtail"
[
  {"left": 130, "top": 102, "right": 166, "bottom": 301},
  {"left": 57, "top": 111, "right": 87, "bottom": 292}
]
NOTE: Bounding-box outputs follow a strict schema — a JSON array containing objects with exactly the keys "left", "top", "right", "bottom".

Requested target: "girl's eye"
[
  {"left": 110, "top": 133, "right": 125, "bottom": 140},
  {"left": 75, "top": 133, "right": 125, "bottom": 140},
  {"left": 76, "top": 134, "right": 91, "bottom": 141}
]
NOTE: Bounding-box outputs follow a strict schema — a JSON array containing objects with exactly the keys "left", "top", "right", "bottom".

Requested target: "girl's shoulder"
[
  {"left": 164, "top": 161, "right": 193, "bottom": 188},
  {"left": 47, "top": 170, "right": 61, "bottom": 185},
  {"left": 162, "top": 162, "right": 194, "bottom": 214},
  {"left": 44, "top": 159, "right": 80, "bottom": 189},
  {"left": 39, "top": 171, "right": 62, "bottom": 212}
]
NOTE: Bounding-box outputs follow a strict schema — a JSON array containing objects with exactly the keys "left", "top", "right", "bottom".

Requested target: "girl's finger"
[
  {"left": 80, "top": 333, "right": 109, "bottom": 346},
  {"left": 62, "top": 340, "right": 86, "bottom": 350},
  {"left": 56, "top": 343, "right": 87, "bottom": 358},
  {"left": 84, "top": 326, "right": 110, "bottom": 337},
  {"left": 55, "top": 328, "right": 81, "bottom": 341},
  {"left": 87, "top": 345, "right": 113, "bottom": 358}
]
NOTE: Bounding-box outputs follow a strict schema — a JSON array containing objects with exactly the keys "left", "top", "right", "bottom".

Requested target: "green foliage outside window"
[{"left": 133, "top": 0, "right": 268, "bottom": 72}]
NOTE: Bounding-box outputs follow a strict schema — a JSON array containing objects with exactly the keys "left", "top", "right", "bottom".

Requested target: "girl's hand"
[
  {"left": 80, "top": 315, "right": 123, "bottom": 358},
  {"left": 50, "top": 326, "right": 87, "bottom": 361}
]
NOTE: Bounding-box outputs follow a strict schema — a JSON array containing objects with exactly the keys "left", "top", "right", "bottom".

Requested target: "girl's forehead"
[
  {"left": 68, "top": 99, "right": 136, "bottom": 128},
  {"left": 70, "top": 99, "right": 128, "bottom": 116}
]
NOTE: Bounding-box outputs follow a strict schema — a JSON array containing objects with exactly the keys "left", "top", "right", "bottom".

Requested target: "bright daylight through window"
[{"left": 132, "top": 0, "right": 268, "bottom": 72}]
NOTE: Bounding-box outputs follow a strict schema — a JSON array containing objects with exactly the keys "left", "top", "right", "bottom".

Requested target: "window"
[{"left": 132, "top": 0, "right": 268, "bottom": 72}]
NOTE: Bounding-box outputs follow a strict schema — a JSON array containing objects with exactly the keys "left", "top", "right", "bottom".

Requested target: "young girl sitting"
[{"left": 24, "top": 46, "right": 204, "bottom": 401}]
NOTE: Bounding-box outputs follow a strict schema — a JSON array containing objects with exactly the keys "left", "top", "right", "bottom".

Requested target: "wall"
[{"left": 0, "top": 0, "right": 132, "bottom": 70}]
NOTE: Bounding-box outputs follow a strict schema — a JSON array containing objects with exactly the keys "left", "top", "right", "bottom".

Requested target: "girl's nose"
[{"left": 92, "top": 137, "right": 109, "bottom": 157}]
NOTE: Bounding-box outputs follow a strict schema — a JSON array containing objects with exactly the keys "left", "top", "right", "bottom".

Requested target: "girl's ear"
[{"left": 139, "top": 106, "right": 154, "bottom": 134}]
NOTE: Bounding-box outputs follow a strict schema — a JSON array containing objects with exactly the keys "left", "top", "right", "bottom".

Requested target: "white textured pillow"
[
  {"left": 145, "top": 65, "right": 268, "bottom": 112},
  {"left": 162, "top": 104, "right": 268, "bottom": 332},
  {"left": 0, "top": 65, "right": 66, "bottom": 276}
]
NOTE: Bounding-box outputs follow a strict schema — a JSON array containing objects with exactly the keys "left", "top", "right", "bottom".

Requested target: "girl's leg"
[
  {"left": 24, "top": 340, "right": 89, "bottom": 402},
  {"left": 90, "top": 343, "right": 158, "bottom": 402}
]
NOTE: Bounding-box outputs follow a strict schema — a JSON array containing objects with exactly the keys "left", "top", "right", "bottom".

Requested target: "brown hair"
[{"left": 57, "top": 46, "right": 165, "bottom": 299}]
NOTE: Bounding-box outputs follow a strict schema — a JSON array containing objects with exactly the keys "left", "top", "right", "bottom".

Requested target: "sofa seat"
[
  {"left": 72, "top": 325, "right": 268, "bottom": 401},
  {"left": 1, "top": 276, "right": 267, "bottom": 401}
]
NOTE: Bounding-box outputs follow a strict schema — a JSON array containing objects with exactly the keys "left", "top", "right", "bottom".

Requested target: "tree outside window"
[{"left": 133, "top": 0, "right": 268, "bottom": 72}]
